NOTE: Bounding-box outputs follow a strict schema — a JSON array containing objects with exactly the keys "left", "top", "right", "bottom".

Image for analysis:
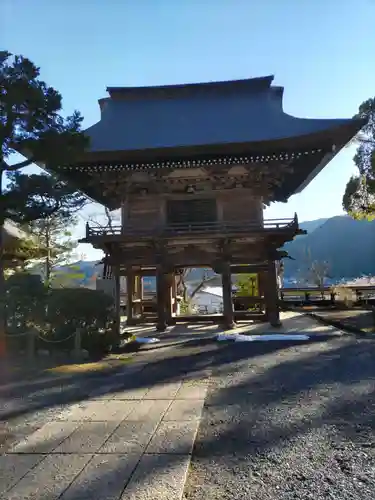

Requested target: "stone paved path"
[
  {"left": 0, "top": 312, "right": 348, "bottom": 499},
  {"left": 1, "top": 370, "right": 211, "bottom": 499}
]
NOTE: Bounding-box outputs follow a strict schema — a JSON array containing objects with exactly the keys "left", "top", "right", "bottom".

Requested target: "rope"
[
  {"left": 37, "top": 332, "right": 77, "bottom": 344},
  {"left": 5, "top": 330, "right": 77, "bottom": 343},
  {"left": 5, "top": 331, "right": 31, "bottom": 338}
]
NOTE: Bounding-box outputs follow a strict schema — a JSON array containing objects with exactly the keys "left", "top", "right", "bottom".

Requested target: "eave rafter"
[{"left": 65, "top": 147, "right": 325, "bottom": 174}]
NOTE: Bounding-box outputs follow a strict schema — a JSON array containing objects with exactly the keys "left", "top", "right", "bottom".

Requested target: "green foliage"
[
  {"left": 0, "top": 51, "right": 89, "bottom": 341},
  {"left": 0, "top": 51, "right": 88, "bottom": 169},
  {"left": 5, "top": 274, "right": 116, "bottom": 355},
  {"left": 3, "top": 234, "right": 47, "bottom": 270},
  {"left": 343, "top": 97, "right": 375, "bottom": 218},
  {"left": 235, "top": 273, "right": 259, "bottom": 297},
  {"left": 52, "top": 264, "right": 85, "bottom": 288},
  {"left": 25, "top": 214, "right": 79, "bottom": 284},
  {"left": 45, "top": 288, "right": 115, "bottom": 352},
  {"left": 5, "top": 273, "right": 46, "bottom": 332},
  {"left": 3, "top": 171, "right": 87, "bottom": 223},
  {"left": 3, "top": 170, "right": 87, "bottom": 284}
]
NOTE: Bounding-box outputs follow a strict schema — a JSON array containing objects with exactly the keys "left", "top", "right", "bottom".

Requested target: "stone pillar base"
[
  {"left": 270, "top": 318, "right": 282, "bottom": 328},
  {"left": 156, "top": 321, "right": 167, "bottom": 332}
]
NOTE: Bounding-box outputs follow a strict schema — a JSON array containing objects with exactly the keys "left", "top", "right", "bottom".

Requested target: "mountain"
[
  {"left": 30, "top": 260, "right": 101, "bottom": 287},
  {"left": 298, "top": 218, "right": 329, "bottom": 236},
  {"left": 284, "top": 216, "right": 375, "bottom": 279}
]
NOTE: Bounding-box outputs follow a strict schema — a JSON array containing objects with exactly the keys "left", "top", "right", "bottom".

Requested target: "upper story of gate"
[{"left": 48, "top": 75, "right": 363, "bottom": 243}]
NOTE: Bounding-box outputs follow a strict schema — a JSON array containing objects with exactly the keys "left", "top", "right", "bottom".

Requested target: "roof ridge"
[{"left": 106, "top": 75, "right": 275, "bottom": 96}]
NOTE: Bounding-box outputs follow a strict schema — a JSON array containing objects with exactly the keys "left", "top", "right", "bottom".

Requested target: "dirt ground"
[{"left": 306, "top": 308, "right": 375, "bottom": 335}]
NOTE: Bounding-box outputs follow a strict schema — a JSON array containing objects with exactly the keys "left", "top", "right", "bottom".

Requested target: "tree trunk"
[
  {"left": 0, "top": 167, "right": 6, "bottom": 356},
  {"left": 45, "top": 224, "right": 51, "bottom": 283}
]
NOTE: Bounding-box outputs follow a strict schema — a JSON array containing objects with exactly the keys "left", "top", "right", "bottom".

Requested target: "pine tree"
[
  {"left": 26, "top": 215, "right": 78, "bottom": 284},
  {"left": 343, "top": 98, "right": 375, "bottom": 218},
  {"left": 0, "top": 51, "right": 88, "bottom": 353}
]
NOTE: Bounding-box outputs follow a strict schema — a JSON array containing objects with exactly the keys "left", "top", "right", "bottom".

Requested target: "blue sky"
[{"left": 2, "top": 0, "right": 375, "bottom": 260}]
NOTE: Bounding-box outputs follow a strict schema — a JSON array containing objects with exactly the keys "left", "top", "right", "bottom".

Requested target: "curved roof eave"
[
  {"left": 80, "top": 115, "right": 364, "bottom": 163},
  {"left": 82, "top": 83, "right": 364, "bottom": 155}
]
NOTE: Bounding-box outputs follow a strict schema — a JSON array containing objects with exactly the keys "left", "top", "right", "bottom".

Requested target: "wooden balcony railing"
[{"left": 85, "top": 214, "right": 298, "bottom": 238}]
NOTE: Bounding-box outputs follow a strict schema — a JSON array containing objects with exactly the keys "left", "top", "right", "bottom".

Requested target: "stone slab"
[
  {"left": 182, "top": 369, "right": 212, "bottom": 383},
  {"left": 5, "top": 453, "right": 93, "bottom": 500},
  {"left": 99, "top": 420, "right": 159, "bottom": 454},
  {"left": 175, "top": 382, "right": 208, "bottom": 400},
  {"left": 9, "top": 422, "right": 80, "bottom": 454},
  {"left": 58, "top": 400, "right": 136, "bottom": 421},
  {"left": 60, "top": 454, "right": 142, "bottom": 500},
  {"left": 125, "top": 400, "right": 172, "bottom": 422},
  {"left": 143, "top": 382, "right": 182, "bottom": 400},
  {"left": 162, "top": 399, "right": 205, "bottom": 421},
  {"left": 92, "top": 387, "right": 150, "bottom": 401},
  {"left": 0, "top": 454, "right": 45, "bottom": 495},
  {"left": 88, "top": 383, "right": 123, "bottom": 399},
  {"left": 146, "top": 420, "right": 200, "bottom": 455},
  {"left": 53, "top": 422, "right": 119, "bottom": 453},
  {"left": 122, "top": 453, "right": 191, "bottom": 500}
]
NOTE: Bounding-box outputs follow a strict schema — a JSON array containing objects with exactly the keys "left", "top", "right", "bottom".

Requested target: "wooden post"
[
  {"left": 74, "top": 328, "right": 82, "bottom": 359},
  {"left": 126, "top": 270, "right": 135, "bottom": 325},
  {"left": 171, "top": 273, "right": 178, "bottom": 314},
  {"left": 27, "top": 329, "right": 37, "bottom": 362},
  {"left": 265, "top": 260, "right": 281, "bottom": 327},
  {"left": 156, "top": 266, "right": 167, "bottom": 332},
  {"left": 134, "top": 275, "right": 142, "bottom": 316},
  {"left": 221, "top": 261, "right": 235, "bottom": 328},
  {"left": 258, "top": 271, "right": 266, "bottom": 314},
  {"left": 165, "top": 274, "right": 174, "bottom": 325},
  {"left": 113, "top": 266, "right": 121, "bottom": 344}
]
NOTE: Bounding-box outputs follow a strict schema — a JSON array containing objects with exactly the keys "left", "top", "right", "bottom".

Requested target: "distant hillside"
[
  {"left": 298, "top": 218, "right": 329, "bottom": 236},
  {"left": 30, "top": 260, "right": 101, "bottom": 287},
  {"left": 284, "top": 216, "right": 375, "bottom": 279}
]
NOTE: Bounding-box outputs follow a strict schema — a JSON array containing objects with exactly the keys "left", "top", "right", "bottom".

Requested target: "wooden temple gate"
[{"left": 46, "top": 75, "right": 362, "bottom": 339}]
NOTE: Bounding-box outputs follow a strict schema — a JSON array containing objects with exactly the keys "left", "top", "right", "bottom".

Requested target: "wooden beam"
[
  {"left": 264, "top": 260, "right": 281, "bottom": 327},
  {"left": 231, "top": 264, "right": 268, "bottom": 273},
  {"left": 156, "top": 266, "right": 168, "bottom": 332},
  {"left": 113, "top": 265, "right": 121, "bottom": 346},
  {"left": 126, "top": 269, "right": 135, "bottom": 326},
  {"left": 221, "top": 261, "right": 235, "bottom": 329}
]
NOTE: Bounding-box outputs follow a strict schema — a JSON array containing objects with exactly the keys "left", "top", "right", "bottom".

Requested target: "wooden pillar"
[
  {"left": 126, "top": 269, "right": 135, "bottom": 326},
  {"left": 258, "top": 271, "right": 266, "bottom": 314},
  {"left": 221, "top": 262, "right": 235, "bottom": 328},
  {"left": 113, "top": 266, "right": 121, "bottom": 345},
  {"left": 156, "top": 267, "right": 167, "bottom": 332},
  {"left": 139, "top": 276, "right": 144, "bottom": 317},
  {"left": 165, "top": 274, "right": 175, "bottom": 325},
  {"left": 265, "top": 260, "right": 281, "bottom": 327},
  {"left": 171, "top": 274, "right": 178, "bottom": 314},
  {"left": 134, "top": 275, "right": 142, "bottom": 316}
]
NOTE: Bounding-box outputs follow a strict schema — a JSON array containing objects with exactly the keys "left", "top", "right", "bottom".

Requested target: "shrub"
[
  {"left": 5, "top": 274, "right": 116, "bottom": 357},
  {"left": 45, "top": 287, "right": 116, "bottom": 356},
  {"left": 5, "top": 273, "right": 46, "bottom": 331}
]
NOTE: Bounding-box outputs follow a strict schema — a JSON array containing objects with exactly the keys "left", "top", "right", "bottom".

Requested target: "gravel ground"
[
  {"left": 184, "top": 336, "right": 375, "bottom": 500},
  {"left": 2, "top": 331, "right": 375, "bottom": 499}
]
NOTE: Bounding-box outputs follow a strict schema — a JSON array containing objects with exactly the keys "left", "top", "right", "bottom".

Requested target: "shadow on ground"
[{"left": 2, "top": 313, "right": 375, "bottom": 499}]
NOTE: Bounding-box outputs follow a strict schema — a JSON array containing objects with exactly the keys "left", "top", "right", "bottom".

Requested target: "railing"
[{"left": 85, "top": 215, "right": 298, "bottom": 238}]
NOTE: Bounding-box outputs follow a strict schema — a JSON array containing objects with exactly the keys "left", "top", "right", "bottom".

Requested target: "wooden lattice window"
[{"left": 166, "top": 199, "right": 217, "bottom": 225}]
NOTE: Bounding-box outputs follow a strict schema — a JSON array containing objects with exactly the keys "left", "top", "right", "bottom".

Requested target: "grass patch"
[
  {"left": 46, "top": 356, "right": 132, "bottom": 375},
  {"left": 359, "top": 326, "right": 375, "bottom": 334}
]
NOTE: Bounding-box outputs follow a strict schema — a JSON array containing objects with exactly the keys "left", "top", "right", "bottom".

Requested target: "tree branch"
[{"left": 1, "top": 158, "right": 35, "bottom": 171}]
